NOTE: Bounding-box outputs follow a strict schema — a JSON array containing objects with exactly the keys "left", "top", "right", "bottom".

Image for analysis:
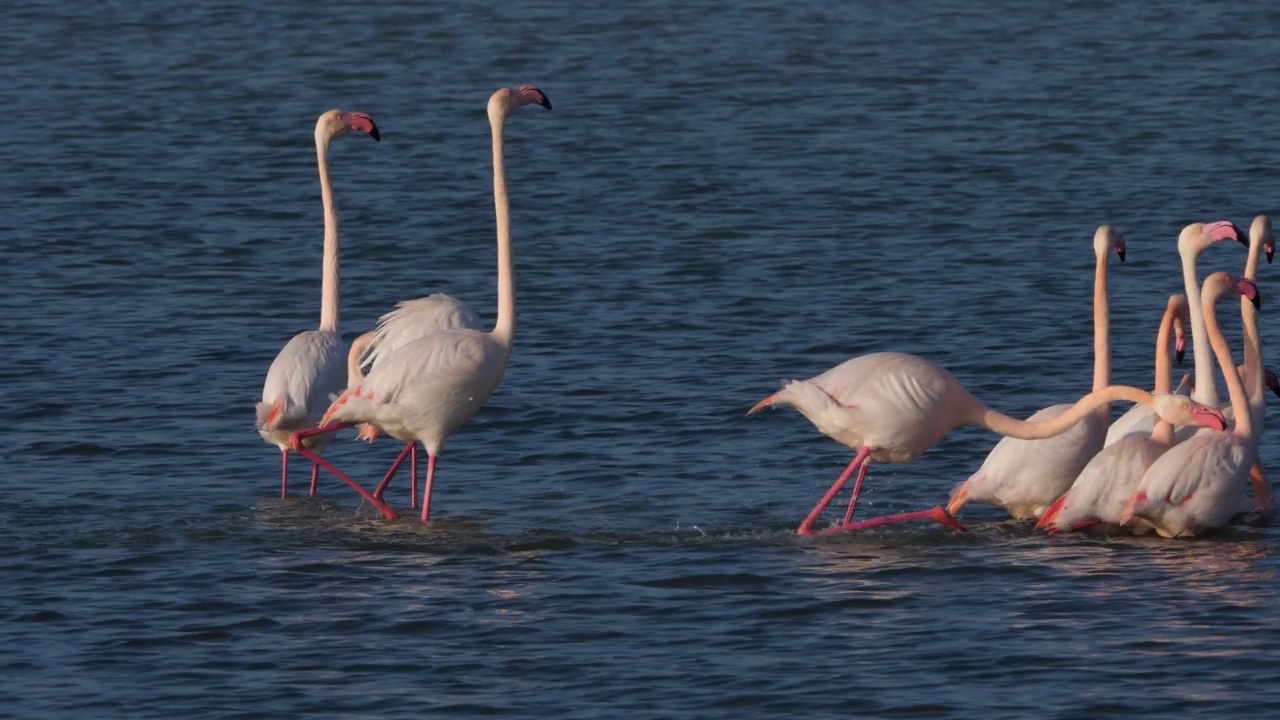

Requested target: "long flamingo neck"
[
  {"left": 972, "top": 385, "right": 1151, "bottom": 441},
  {"left": 490, "top": 110, "right": 515, "bottom": 347},
  {"left": 1181, "top": 249, "right": 1216, "bottom": 406},
  {"left": 1092, "top": 245, "right": 1111, "bottom": 392},
  {"left": 1202, "top": 284, "right": 1252, "bottom": 440},
  {"left": 1151, "top": 301, "right": 1179, "bottom": 444},
  {"left": 317, "top": 133, "right": 340, "bottom": 334},
  {"left": 1243, "top": 232, "right": 1265, "bottom": 408}
]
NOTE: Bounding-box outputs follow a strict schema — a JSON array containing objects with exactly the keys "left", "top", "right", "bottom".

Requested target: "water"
[{"left": 4, "top": 0, "right": 1280, "bottom": 716}]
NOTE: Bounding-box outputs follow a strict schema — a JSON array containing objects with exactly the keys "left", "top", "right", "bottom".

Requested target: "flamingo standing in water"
[
  {"left": 345, "top": 296, "right": 482, "bottom": 509},
  {"left": 1036, "top": 294, "right": 1188, "bottom": 533},
  {"left": 305, "top": 85, "right": 552, "bottom": 522},
  {"left": 747, "top": 352, "right": 1224, "bottom": 535},
  {"left": 1121, "top": 273, "right": 1262, "bottom": 537},
  {"left": 255, "top": 109, "right": 380, "bottom": 497},
  {"left": 947, "top": 226, "right": 1123, "bottom": 519}
]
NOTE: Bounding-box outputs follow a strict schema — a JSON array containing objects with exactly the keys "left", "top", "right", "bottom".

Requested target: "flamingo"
[
  {"left": 310, "top": 85, "right": 552, "bottom": 522},
  {"left": 1036, "top": 294, "right": 1188, "bottom": 533},
  {"left": 255, "top": 109, "right": 380, "bottom": 498},
  {"left": 344, "top": 297, "right": 482, "bottom": 509},
  {"left": 947, "top": 226, "right": 1123, "bottom": 520},
  {"left": 1121, "top": 273, "right": 1262, "bottom": 537},
  {"left": 747, "top": 352, "right": 1224, "bottom": 535}
]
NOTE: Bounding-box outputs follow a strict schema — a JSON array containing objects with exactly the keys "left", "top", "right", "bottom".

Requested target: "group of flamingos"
[{"left": 253, "top": 84, "right": 1272, "bottom": 539}]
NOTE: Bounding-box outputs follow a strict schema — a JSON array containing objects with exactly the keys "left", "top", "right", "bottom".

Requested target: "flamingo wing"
[{"left": 361, "top": 294, "right": 482, "bottom": 371}]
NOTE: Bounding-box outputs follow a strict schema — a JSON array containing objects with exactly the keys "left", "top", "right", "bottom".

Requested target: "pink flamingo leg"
[
  {"left": 798, "top": 448, "right": 871, "bottom": 535},
  {"left": 815, "top": 506, "right": 968, "bottom": 535},
  {"left": 410, "top": 443, "right": 419, "bottom": 510},
  {"left": 289, "top": 424, "right": 400, "bottom": 520},
  {"left": 372, "top": 442, "right": 414, "bottom": 501},
  {"left": 420, "top": 454, "right": 438, "bottom": 523},
  {"left": 280, "top": 449, "right": 290, "bottom": 498},
  {"left": 840, "top": 460, "right": 872, "bottom": 526},
  {"left": 309, "top": 463, "right": 320, "bottom": 497}
]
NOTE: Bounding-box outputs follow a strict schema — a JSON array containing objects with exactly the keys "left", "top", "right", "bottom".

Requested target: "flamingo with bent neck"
[
  {"left": 298, "top": 85, "right": 552, "bottom": 522},
  {"left": 1121, "top": 273, "right": 1262, "bottom": 537},
  {"left": 1036, "top": 293, "right": 1188, "bottom": 533},
  {"left": 947, "top": 226, "right": 1122, "bottom": 519},
  {"left": 255, "top": 109, "right": 380, "bottom": 498},
  {"left": 747, "top": 351, "right": 1224, "bottom": 535}
]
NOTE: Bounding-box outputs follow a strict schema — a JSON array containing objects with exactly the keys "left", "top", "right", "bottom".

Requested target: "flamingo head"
[
  {"left": 490, "top": 85, "right": 553, "bottom": 120},
  {"left": 315, "top": 109, "right": 381, "bottom": 143},
  {"left": 1093, "top": 225, "right": 1126, "bottom": 263},
  {"left": 1236, "top": 276, "right": 1262, "bottom": 309},
  {"left": 1251, "top": 215, "right": 1274, "bottom": 264},
  {"left": 1180, "top": 220, "right": 1247, "bottom": 256},
  {"left": 1151, "top": 394, "right": 1226, "bottom": 431}
]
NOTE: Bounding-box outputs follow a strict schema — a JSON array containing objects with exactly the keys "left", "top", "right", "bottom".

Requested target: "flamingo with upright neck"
[
  {"left": 748, "top": 350, "right": 1224, "bottom": 536},
  {"left": 947, "top": 226, "right": 1123, "bottom": 519},
  {"left": 256, "top": 109, "right": 380, "bottom": 498},
  {"left": 294, "top": 86, "right": 552, "bottom": 522},
  {"left": 1122, "top": 273, "right": 1262, "bottom": 537}
]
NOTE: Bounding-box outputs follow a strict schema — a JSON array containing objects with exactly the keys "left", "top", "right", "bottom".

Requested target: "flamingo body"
[
  {"left": 1124, "top": 431, "right": 1253, "bottom": 537},
  {"left": 328, "top": 328, "right": 507, "bottom": 455},
  {"left": 257, "top": 330, "right": 346, "bottom": 451},
  {"left": 1037, "top": 433, "right": 1169, "bottom": 533},
  {"left": 953, "top": 405, "right": 1105, "bottom": 519},
  {"left": 777, "top": 352, "right": 973, "bottom": 462}
]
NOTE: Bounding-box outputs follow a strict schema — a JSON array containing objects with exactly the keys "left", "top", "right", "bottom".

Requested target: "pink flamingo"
[
  {"left": 299, "top": 85, "right": 552, "bottom": 522},
  {"left": 1036, "top": 294, "right": 1188, "bottom": 533},
  {"left": 255, "top": 109, "right": 380, "bottom": 498},
  {"left": 345, "top": 296, "right": 482, "bottom": 509},
  {"left": 747, "top": 352, "right": 1224, "bottom": 535},
  {"left": 947, "top": 226, "right": 1123, "bottom": 519},
  {"left": 1102, "top": 220, "right": 1249, "bottom": 447},
  {"left": 1121, "top": 273, "right": 1262, "bottom": 537}
]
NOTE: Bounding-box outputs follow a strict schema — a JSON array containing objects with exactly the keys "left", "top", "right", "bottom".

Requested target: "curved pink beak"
[
  {"left": 1192, "top": 405, "right": 1227, "bottom": 432},
  {"left": 344, "top": 111, "right": 381, "bottom": 141}
]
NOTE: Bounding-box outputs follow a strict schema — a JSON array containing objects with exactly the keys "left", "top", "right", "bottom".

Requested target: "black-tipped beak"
[
  {"left": 1117, "top": 248, "right": 1126, "bottom": 263},
  {"left": 369, "top": 125, "right": 382, "bottom": 142},
  {"left": 540, "top": 96, "right": 553, "bottom": 110},
  {"left": 1268, "top": 246, "right": 1274, "bottom": 264},
  {"left": 1251, "top": 291, "right": 1262, "bottom": 310},
  {"left": 1176, "top": 347, "right": 1186, "bottom": 365},
  {"left": 1235, "top": 224, "right": 1249, "bottom": 247}
]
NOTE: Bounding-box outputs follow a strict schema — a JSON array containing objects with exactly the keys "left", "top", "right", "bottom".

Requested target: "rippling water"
[{"left": 5, "top": 0, "right": 1280, "bottom": 717}]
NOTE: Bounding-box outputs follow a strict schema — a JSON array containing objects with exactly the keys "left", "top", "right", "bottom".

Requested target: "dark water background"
[{"left": 4, "top": 1, "right": 1280, "bottom": 717}]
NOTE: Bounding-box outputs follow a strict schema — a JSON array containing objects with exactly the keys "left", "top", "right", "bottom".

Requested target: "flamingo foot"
[{"left": 811, "top": 506, "right": 968, "bottom": 535}]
